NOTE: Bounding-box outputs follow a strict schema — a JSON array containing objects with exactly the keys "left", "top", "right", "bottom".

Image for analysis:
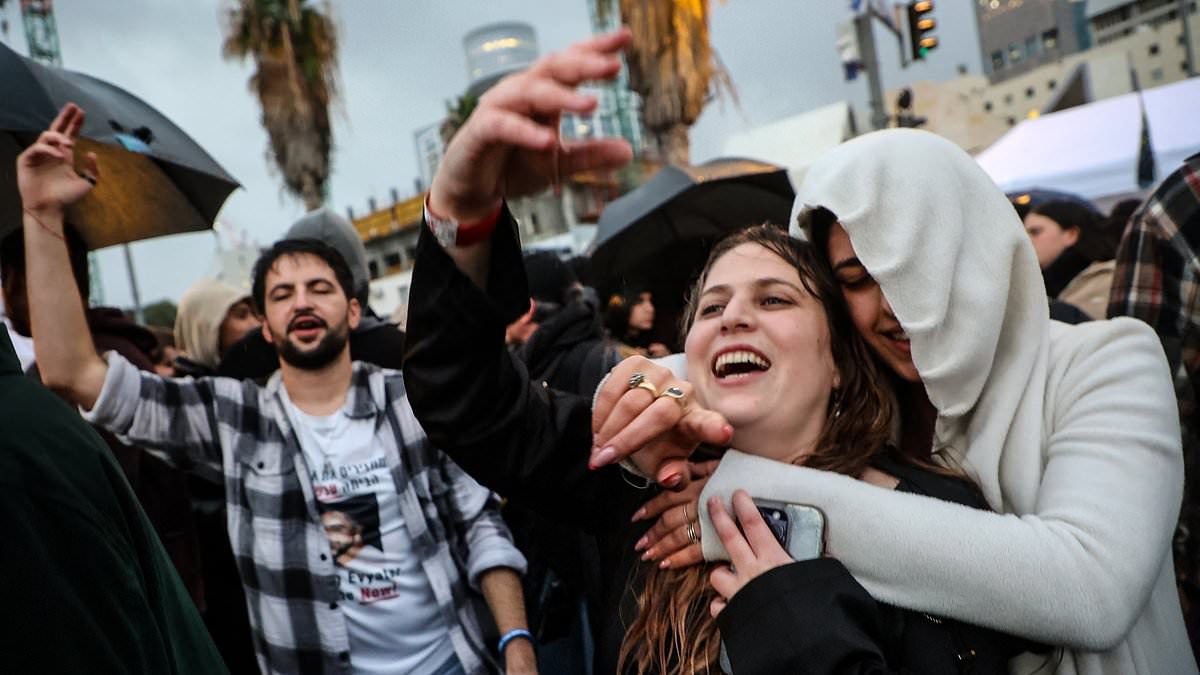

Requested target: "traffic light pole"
[{"left": 855, "top": 13, "right": 890, "bottom": 131}]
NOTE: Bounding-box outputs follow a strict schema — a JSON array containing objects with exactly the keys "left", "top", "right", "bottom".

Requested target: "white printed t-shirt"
[{"left": 281, "top": 391, "right": 458, "bottom": 675}]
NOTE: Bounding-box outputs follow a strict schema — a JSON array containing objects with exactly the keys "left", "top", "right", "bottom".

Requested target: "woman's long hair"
[{"left": 617, "top": 224, "right": 895, "bottom": 675}]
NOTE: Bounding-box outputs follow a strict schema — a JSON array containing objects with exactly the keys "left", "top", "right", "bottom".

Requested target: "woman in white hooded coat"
[{"left": 599, "top": 129, "right": 1195, "bottom": 674}]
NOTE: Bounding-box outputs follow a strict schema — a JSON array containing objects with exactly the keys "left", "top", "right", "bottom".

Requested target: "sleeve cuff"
[
  {"left": 467, "top": 547, "right": 528, "bottom": 591},
  {"left": 79, "top": 351, "right": 142, "bottom": 434}
]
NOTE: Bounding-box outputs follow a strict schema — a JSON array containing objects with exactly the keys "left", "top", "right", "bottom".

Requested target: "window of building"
[
  {"left": 1149, "top": 43, "right": 1160, "bottom": 56},
  {"left": 1048, "top": 79, "right": 1057, "bottom": 90},
  {"left": 991, "top": 50, "right": 1006, "bottom": 71},
  {"left": 1006, "top": 116, "right": 1016, "bottom": 127},
  {"left": 1004, "top": 93, "right": 1014, "bottom": 105},
  {"left": 1009, "top": 42, "right": 1024, "bottom": 63},
  {"left": 383, "top": 252, "right": 402, "bottom": 270},
  {"left": 1042, "top": 28, "right": 1059, "bottom": 51},
  {"left": 368, "top": 260, "right": 380, "bottom": 279},
  {"left": 1026, "top": 86, "right": 1035, "bottom": 98},
  {"left": 984, "top": 101, "right": 994, "bottom": 112},
  {"left": 1025, "top": 35, "right": 1040, "bottom": 58},
  {"left": 1151, "top": 67, "right": 1164, "bottom": 82}
]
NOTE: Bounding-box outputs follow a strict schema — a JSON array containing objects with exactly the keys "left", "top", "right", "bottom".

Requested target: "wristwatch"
[{"left": 424, "top": 196, "right": 503, "bottom": 248}]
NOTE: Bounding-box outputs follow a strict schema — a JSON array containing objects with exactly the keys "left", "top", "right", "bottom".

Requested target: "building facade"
[
  {"left": 975, "top": 0, "right": 1093, "bottom": 81},
  {"left": 1089, "top": 0, "right": 1198, "bottom": 47}
]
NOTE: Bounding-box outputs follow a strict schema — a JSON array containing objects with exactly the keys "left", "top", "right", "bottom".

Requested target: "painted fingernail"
[
  {"left": 659, "top": 559, "right": 671, "bottom": 569},
  {"left": 641, "top": 550, "right": 654, "bottom": 561},
  {"left": 590, "top": 446, "right": 617, "bottom": 468},
  {"left": 634, "top": 535, "right": 648, "bottom": 551},
  {"left": 631, "top": 508, "right": 646, "bottom": 522},
  {"left": 661, "top": 473, "right": 682, "bottom": 489}
]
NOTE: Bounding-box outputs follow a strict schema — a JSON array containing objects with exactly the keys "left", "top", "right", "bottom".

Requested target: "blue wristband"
[{"left": 497, "top": 628, "right": 534, "bottom": 655}]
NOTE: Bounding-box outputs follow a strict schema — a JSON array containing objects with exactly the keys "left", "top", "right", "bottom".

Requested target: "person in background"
[
  {"left": 173, "top": 278, "right": 259, "bottom": 377},
  {"left": 507, "top": 251, "right": 619, "bottom": 673},
  {"left": 1109, "top": 151, "right": 1200, "bottom": 654},
  {"left": 0, "top": 324, "right": 228, "bottom": 675},
  {"left": 146, "top": 326, "right": 179, "bottom": 378},
  {"left": 0, "top": 223, "right": 205, "bottom": 613},
  {"left": 218, "top": 208, "right": 405, "bottom": 380},
  {"left": 1024, "top": 200, "right": 1120, "bottom": 320},
  {"left": 604, "top": 288, "right": 669, "bottom": 358},
  {"left": 172, "top": 277, "right": 263, "bottom": 673}
]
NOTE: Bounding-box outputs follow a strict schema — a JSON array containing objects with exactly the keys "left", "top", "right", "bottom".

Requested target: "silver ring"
[
  {"left": 682, "top": 503, "right": 691, "bottom": 524},
  {"left": 628, "top": 372, "right": 646, "bottom": 389},
  {"left": 687, "top": 520, "right": 699, "bottom": 544}
]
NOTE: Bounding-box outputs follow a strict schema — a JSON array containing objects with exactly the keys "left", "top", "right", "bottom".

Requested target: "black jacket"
[
  {"left": 404, "top": 210, "right": 1035, "bottom": 675},
  {"left": 518, "top": 296, "right": 620, "bottom": 397}
]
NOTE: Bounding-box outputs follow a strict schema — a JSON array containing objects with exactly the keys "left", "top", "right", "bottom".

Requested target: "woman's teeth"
[{"left": 714, "top": 350, "right": 771, "bottom": 378}]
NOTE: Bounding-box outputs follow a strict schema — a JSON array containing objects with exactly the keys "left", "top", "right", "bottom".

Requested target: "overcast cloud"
[{"left": 0, "top": 0, "right": 981, "bottom": 308}]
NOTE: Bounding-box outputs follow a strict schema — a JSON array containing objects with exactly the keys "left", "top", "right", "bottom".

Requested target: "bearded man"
[{"left": 16, "top": 103, "right": 535, "bottom": 675}]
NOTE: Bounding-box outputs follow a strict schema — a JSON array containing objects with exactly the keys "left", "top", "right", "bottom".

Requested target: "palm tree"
[
  {"left": 439, "top": 93, "right": 479, "bottom": 146},
  {"left": 597, "top": 0, "right": 731, "bottom": 166},
  {"left": 222, "top": 0, "right": 339, "bottom": 210}
]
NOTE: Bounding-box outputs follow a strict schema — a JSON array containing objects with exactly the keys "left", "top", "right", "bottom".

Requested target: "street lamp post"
[{"left": 855, "top": 13, "right": 890, "bottom": 130}]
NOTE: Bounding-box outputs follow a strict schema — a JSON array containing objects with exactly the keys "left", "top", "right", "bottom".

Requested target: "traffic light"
[{"left": 907, "top": 1, "right": 938, "bottom": 61}]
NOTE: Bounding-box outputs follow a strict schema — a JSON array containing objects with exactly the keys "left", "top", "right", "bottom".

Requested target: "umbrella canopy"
[
  {"left": 589, "top": 158, "right": 794, "bottom": 347},
  {"left": 0, "top": 43, "right": 239, "bottom": 249}
]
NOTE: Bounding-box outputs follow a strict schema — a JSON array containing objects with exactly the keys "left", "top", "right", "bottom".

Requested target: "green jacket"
[{"left": 0, "top": 326, "right": 228, "bottom": 675}]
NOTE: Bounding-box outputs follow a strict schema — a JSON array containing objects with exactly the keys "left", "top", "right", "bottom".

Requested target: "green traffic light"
[{"left": 919, "top": 47, "right": 929, "bottom": 57}]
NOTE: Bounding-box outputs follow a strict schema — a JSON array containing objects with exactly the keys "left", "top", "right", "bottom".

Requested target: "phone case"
[{"left": 751, "top": 498, "right": 826, "bottom": 561}]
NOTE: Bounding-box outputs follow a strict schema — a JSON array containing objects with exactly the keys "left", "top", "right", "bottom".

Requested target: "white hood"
[{"left": 790, "top": 129, "right": 1050, "bottom": 511}]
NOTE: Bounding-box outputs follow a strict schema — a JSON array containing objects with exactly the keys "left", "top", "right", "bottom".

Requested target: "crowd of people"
[{"left": 3, "top": 25, "right": 1199, "bottom": 675}]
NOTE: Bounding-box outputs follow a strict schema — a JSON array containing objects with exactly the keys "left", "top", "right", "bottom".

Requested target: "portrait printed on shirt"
[
  {"left": 318, "top": 495, "right": 382, "bottom": 565},
  {"left": 309, "top": 454, "right": 415, "bottom": 606}
]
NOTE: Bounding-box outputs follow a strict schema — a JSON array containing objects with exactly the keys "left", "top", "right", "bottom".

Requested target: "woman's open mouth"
[{"left": 711, "top": 347, "right": 772, "bottom": 381}]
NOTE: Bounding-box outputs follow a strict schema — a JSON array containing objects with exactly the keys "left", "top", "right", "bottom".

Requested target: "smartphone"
[{"left": 750, "top": 498, "right": 826, "bottom": 561}]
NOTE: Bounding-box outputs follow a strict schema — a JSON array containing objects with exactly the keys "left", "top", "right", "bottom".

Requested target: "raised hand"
[
  {"left": 17, "top": 103, "right": 98, "bottom": 216},
  {"left": 590, "top": 355, "right": 732, "bottom": 490},
  {"left": 429, "top": 29, "right": 635, "bottom": 222}
]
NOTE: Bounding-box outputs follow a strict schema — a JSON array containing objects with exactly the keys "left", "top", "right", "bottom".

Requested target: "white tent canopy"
[
  {"left": 976, "top": 77, "right": 1200, "bottom": 201},
  {"left": 721, "top": 101, "right": 857, "bottom": 188}
]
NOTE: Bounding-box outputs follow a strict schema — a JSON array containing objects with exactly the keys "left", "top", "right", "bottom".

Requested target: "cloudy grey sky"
[{"left": 1, "top": 0, "right": 981, "bottom": 308}]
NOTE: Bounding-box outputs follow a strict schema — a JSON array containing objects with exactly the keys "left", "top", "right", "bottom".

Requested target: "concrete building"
[
  {"left": 1089, "top": 0, "right": 1198, "bottom": 49},
  {"left": 975, "top": 0, "right": 1093, "bottom": 81},
  {"left": 894, "top": 5, "right": 1198, "bottom": 154}
]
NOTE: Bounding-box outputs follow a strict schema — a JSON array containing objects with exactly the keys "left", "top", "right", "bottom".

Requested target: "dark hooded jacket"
[{"left": 517, "top": 296, "right": 619, "bottom": 396}]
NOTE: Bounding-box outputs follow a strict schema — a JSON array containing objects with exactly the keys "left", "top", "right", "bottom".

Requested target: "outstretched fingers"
[{"left": 470, "top": 108, "right": 558, "bottom": 152}]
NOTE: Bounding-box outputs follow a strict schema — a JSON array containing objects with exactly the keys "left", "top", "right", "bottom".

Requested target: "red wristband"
[{"left": 425, "top": 197, "right": 503, "bottom": 247}]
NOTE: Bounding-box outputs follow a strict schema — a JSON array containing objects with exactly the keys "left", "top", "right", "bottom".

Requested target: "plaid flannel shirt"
[
  {"left": 1109, "top": 152, "right": 1200, "bottom": 583},
  {"left": 1109, "top": 152, "right": 1200, "bottom": 429},
  {"left": 83, "top": 353, "right": 525, "bottom": 675}
]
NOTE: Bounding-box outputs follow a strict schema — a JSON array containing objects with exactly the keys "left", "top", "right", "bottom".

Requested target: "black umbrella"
[
  {"left": 589, "top": 158, "right": 794, "bottom": 344},
  {"left": 0, "top": 43, "right": 239, "bottom": 249}
]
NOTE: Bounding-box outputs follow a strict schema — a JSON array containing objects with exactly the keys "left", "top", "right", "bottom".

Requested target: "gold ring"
[
  {"left": 657, "top": 385, "right": 688, "bottom": 412},
  {"left": 634, "top": 381, "right": 659, "bottom": 398},
  {"left": 687, "top": 520, "right": 699, "bottom": 544}
]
